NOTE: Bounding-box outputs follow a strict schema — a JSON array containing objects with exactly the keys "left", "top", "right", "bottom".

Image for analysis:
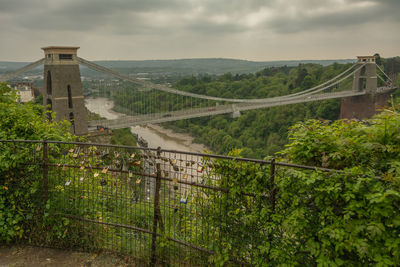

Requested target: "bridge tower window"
[
  {"left": 46, "top": 98, "right": 52, "bottom": 121},
  {"left": 69, "top": 112, "right": 75, "bottom": 133},
  {"left": 67, "top": 85, "right": 73, "bottom": 108},
  {"left": 46, "top": 71, "right": 52, "bottom": 95},
  {"left": 59, "top": 54, "right": 73, "bottom": 60}
]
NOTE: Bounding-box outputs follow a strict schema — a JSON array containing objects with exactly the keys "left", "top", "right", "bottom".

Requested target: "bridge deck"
[{"left": 88, "top": 90, "right": 368, "bottom": 129}]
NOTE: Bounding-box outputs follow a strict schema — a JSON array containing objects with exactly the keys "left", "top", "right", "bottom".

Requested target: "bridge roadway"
[{"left": 88, "top": 90, "right": 369, "bottom": 129}]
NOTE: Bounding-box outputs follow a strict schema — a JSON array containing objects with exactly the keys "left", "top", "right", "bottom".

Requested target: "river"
[{"left": 85, "top": 97, "right": 208, "bottom": 153}]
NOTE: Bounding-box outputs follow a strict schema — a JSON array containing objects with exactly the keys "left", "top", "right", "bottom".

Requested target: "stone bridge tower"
[
  {"left": 42, "top": 46, "right": 88, "bottom": 135},
  {"left": 340, "top": 56, "right": 389, "bottom": 119}
]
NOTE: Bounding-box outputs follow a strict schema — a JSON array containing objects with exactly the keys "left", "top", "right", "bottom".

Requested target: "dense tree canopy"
[{"left": 164, "top": 63, "right": 352, "bottom": 158}]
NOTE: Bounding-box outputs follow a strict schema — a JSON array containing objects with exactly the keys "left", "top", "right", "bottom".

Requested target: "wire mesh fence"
[{"left": 0, "top": 139, "right": 343, "bottom": 266}]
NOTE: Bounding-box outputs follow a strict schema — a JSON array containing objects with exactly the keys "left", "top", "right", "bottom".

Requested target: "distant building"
[{"left": 9, "top": 82, "right": 34, "bottom": 102}]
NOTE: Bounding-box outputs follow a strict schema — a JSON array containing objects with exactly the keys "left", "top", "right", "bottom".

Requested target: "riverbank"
[
  {"left": 85, "top": 97, "right": 210, "bottom": 153},
  {"left": 145, "top": 124, "right": 209, "bottom": 153}
]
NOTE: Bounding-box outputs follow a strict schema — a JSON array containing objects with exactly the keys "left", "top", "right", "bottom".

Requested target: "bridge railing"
[{"left": 0, "top": 139, "right": 372, "bottom": 266}]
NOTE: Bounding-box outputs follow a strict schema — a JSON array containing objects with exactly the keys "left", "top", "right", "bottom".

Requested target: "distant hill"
[
  {"left": 85, "top": 58, "right": 356, "bottom": 75},
  {"left": 0, "top": 58, "right": 356, "bottom": 77}
]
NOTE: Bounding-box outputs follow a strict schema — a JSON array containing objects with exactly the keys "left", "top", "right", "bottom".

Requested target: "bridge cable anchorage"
[
  {"left": 0, "top": 58, "right": 45, "bottom": 82},
  {"left": 78, "top": 57, "right": 361, "bottom": 104}
]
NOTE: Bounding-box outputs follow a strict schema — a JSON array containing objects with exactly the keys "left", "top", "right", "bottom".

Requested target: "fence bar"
[
  {"left": 151, "top": 147, "right": 163, "bottom": 265},
  {"left": 62, "top": 214, "right": 214, "bottom": 254},
  {"left": 0, "top": 139, "right": 359, "bottom": 174},
  {"left": 46, "top": 163, "right": 230, "bottom": 192},
  {"left": 42, "top": 140, "right": 48, "bottom": 203},
  {"left": 269, "top": 158, "right": 276, "bottom": 212},
  {"left": 1, "top": 139, "right": 373, "bottom": 266}
]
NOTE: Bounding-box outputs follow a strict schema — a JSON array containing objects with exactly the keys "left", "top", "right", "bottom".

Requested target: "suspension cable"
[
  {"left": 376, "top": 64, "right": 393, "bottom": 84},
  {"left": 0, "top": 58, "right": 45, "bottom": 82},
  {"left": 78, "top": 57, "right": 359, "bottom": 104}
]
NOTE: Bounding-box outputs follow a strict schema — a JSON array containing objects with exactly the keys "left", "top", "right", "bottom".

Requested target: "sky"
[{"left": 0, "top": 0, "right": 399, "bottom": 62}]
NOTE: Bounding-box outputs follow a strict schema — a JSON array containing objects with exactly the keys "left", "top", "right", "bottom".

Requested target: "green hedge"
[{"left": 203, "top": 110, "right": 400, "bottom": 266}]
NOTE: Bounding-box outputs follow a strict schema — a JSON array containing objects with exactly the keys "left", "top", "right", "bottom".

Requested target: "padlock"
[{"left": 100, "top": 178, "right": 107, "bottom": 186}]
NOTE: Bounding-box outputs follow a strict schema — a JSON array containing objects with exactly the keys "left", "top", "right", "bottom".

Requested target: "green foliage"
[
  {"left": 0, "top": 82, "right": 72, "bottom": 140},
  {"left": 0, "top": 82, "right": 73, "bottom": 243},
  {"left": 199, "top": 149, "right": 274, "bottom": 265},
  {"left": 111, "top": 128, "right": 137, "bottom": 146},
  {"left": 281, "top": 110, "right": 400, "bottom": 176},
  {"left": 201, "top": 111, "right": 400, "bottom": 266}
]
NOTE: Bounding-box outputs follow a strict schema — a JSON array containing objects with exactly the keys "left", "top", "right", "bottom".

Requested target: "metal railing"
[{"left": 0, "top": 139, "right": 345, "bottom": 266}]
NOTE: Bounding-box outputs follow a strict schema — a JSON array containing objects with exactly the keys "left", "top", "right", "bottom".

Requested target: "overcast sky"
[{"left": 0, "top": 0, "right": 399, "bottom": 61}]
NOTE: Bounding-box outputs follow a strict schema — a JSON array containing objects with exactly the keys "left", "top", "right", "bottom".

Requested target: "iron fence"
[{"left": 0, "top": 140, "right": 343, "bottom": 266}]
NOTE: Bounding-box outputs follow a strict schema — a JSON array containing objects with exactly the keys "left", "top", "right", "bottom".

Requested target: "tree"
[
  {"left": 0, "top": 82, "right": 72, "bottom": 140},
  {"left": 0, "top": 82, "right": 74, "bottom": 242}
]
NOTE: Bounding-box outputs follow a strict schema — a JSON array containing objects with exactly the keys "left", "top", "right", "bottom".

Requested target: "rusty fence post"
[
  {"left": 42, "top": 140, "right": 49, "bottom": 204},
  {"left": 266, "top": 158, "right": 276, "bottom": 264},
  {"left": 151, "top": 147, "right": 163, "bottom": 265},
  {"left": 269, "top": 158, "right": 276, "bottom": 212}
]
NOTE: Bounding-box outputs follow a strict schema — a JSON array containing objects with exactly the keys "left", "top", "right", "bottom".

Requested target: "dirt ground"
[{"left": 0, "top": 245, "right": 136, "bottom": 267}]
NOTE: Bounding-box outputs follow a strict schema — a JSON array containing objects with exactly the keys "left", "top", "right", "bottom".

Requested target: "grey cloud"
[
  {"left": 184, "top": 20, "right": 246, "bottom": 36},
  {"left": 0, "top": 0, "right": 38, "bottom": 12},
  {"left": 7, "top": 0, "right": 400, "bottom": 36},
  {"left": 7, "top": 0, "right": 190, "bottom": 33},
  {"left": 0, "top": 0, "right": 399, "bottom": 61},
  {"left": 266, "top": 0, "right": 400, "bottom": 34}
]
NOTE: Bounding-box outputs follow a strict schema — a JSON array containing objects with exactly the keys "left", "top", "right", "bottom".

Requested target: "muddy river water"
[{"left": 85, "top": 97, "right": 208, "bottom": 153}]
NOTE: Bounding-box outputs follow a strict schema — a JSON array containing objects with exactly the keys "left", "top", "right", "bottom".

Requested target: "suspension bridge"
[{"left": 0, "top": 47, "right": 397, "bottom": 135}]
